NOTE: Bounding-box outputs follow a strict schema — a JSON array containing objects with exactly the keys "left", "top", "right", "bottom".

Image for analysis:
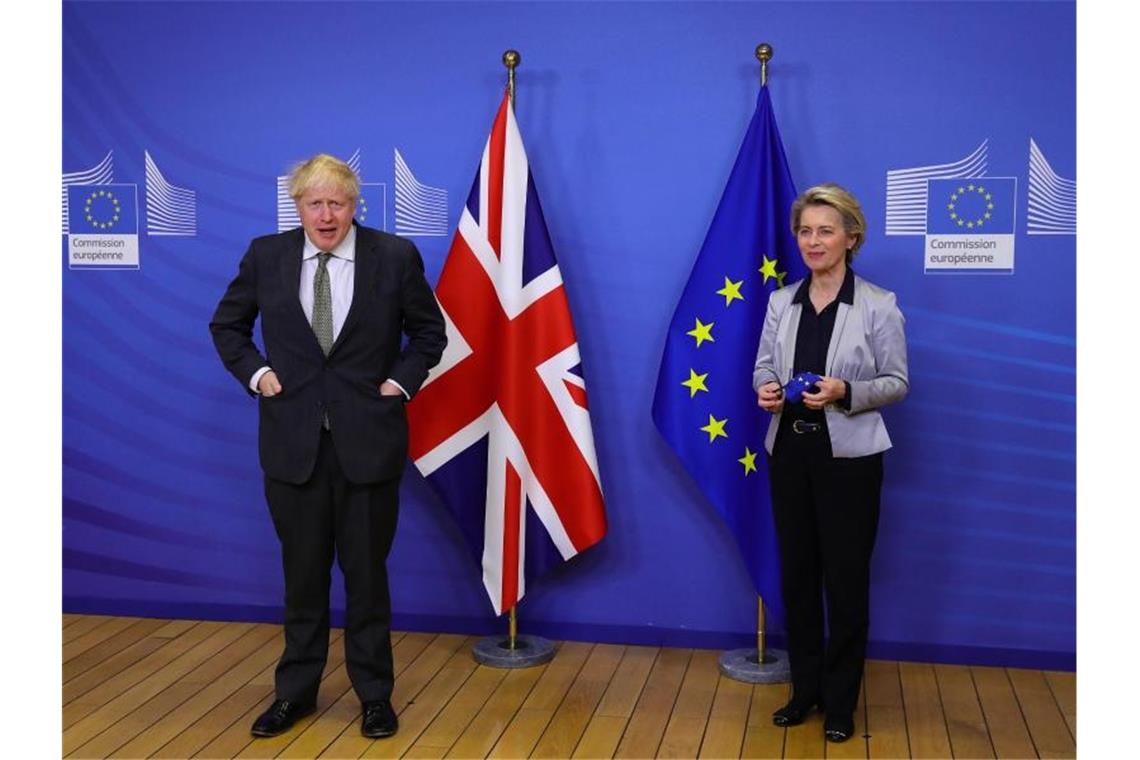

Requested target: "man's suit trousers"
[{"left": 264, "top": 428, "right": 400, "bottom": 705}]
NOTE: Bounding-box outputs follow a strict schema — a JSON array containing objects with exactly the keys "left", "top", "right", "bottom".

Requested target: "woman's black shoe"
[
  {"left": 771, "top": 699, "right": 819, "bottom": 727},
  {"left": 823, "top": 713, "right": 855, "bottom": 742}
]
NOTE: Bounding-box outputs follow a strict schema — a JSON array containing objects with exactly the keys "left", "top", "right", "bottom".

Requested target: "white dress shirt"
[
  {"left": 249, "top": 226, "right": 407, "bottom": 398},
  {"left": 298, "top": 225, "right": 356, "bottom": 340}
]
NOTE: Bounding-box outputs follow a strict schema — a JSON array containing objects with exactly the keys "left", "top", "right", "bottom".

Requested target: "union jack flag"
[{"left": 407, "top": 93, "right": 607, "bottom": 615}]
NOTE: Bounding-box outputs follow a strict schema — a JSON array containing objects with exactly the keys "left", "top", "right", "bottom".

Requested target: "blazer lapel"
[
  {"left": 826, "top": 302, "right": 851, "bottom": 376},
  {"left": 826, "top": 274, "right": 858, "bottom": 375},
  {"left": 330, "top": 227, "right": 377, "bottom": 355},
  {"left": 778, "top": 301, "right": 800, "bottom": 384},
  {"left": 281, "top": 228, "right": 313, "bottom": 332}
]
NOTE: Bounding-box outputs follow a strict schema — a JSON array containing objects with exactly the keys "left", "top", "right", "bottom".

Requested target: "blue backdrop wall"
[{"left": 62, "top": 1, "right": 1076, "bottom": 669}]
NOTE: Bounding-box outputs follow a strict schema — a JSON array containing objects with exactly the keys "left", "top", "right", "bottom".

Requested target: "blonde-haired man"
[{"left": 211, "top": 153, "right": 446, "bottom": 739}]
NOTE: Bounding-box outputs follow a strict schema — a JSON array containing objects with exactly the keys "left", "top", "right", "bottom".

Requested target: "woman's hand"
[
  {"left": 802, "top": 376, "right": 846, "bottom": 409},
  {"left": 757, "top": 381, "right": 785, "bottom": 413}
]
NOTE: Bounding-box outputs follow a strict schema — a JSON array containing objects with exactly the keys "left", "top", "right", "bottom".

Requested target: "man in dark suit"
[{"left": 209, "top": 153, "right": 446, "bottom": 739}]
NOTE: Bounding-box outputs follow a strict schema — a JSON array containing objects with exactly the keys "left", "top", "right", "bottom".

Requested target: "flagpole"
[
  {"left": 716, "top": 41, "right": 792, "bottom": 688},
  {"left": 754, "top": 41, "right": 775, "bottom": 677},
  {"left": 505, "top": 46, "right": 520, "bottom": 655},
  {"left": 758, "top": 595, "right": 765, "bottom": 662},
  {"left": 470, "top": 48, "right": 557, "bottom": 671},
  {"left": 509, "top": 607, "right": 517, "bottom": 650}
]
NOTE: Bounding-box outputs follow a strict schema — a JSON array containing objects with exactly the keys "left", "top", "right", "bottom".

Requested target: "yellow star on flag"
[
  {"left": 738, "top": 447, "right": 757, "bottom": 475},
  {"left": 700, "top": 414, "right": 728, "bottom": 442},
  {"left": 716, "top": 277, "right": 745, "bottom": 306},
  {"left": 758, "top": 255, "right": 779, "bottom": 284},
  {"left": 687, "top": 318, "right": 715, "bottom": 348},
  {"left": 681, "top": 369, "right": 709, "bottom": 397},
  {"left": 776, "top": 270, "right": 788, "bottom": 287}
]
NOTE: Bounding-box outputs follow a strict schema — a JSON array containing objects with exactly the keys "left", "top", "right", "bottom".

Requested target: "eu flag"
[
  {"left": 926, "top": 177, "right": 1016, "bottom": 234},
  {"left": 67, "top": 184, "right": 139, "bottom": 234},
  {"left": 651, "top": 86, "right": 804, "bottom": 625}
]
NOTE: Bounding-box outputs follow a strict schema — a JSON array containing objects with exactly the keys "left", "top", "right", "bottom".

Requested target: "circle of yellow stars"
[
  {"left": 946, "top": 184, "right": 993, "bottom": 230},
  {"left": 678, "top": 252, "right": 788, "bottom": 476},
  {"left": 84, "top": 189, "right": 121, "bottom": 230}
]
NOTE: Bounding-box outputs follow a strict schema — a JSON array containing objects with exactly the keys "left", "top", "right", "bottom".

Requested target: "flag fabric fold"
[
  {"left": 407, "top": 92, "right": 607, "bottom": 615},
  {"left": 651, "top": 86, "right": 804, "bottom": 625}
]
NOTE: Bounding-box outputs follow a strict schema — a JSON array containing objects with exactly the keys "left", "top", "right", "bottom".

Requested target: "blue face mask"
[{"left": 783, "top": 372, "right": 822, "bottom": 404}]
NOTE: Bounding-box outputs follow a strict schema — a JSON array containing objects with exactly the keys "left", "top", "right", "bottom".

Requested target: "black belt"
[{"left": 791, "top": 419, "right": 822, "bottom": 434}]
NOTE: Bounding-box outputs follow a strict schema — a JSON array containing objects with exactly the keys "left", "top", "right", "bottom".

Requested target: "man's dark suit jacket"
[{"left": 209, "top": 224, "right": 446, "bottom": 485}]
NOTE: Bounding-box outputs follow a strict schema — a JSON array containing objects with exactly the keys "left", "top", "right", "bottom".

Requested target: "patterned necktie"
[{"left": 312, "top": 252, "right": 334, "bottom": 356}]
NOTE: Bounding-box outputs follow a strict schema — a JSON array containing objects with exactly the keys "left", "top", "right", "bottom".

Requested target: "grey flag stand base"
[
  {"left": 473, "top": 634, "right": 555, "bottom": 668},
  {"left": 718, "top": 647, "right": 791, "bottom": 683}
]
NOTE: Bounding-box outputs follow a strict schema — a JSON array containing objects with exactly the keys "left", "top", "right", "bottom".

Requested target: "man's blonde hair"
[{"left": 287, "top": 153, "right": 360, "bottom": 203}]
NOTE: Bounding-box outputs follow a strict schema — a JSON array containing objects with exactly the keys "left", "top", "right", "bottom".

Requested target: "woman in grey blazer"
[{"left": 753, "top": 184, "right": 908, "bottom": 743}]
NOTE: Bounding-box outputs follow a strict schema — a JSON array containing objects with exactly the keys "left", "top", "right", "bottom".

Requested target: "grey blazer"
[{"left": 752, "top": 273, "right": 909, "bottom": 458}]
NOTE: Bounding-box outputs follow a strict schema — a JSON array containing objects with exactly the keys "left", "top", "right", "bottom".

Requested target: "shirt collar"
[
  {"left": 792, "top": 266, "right": 856, "bottom": 305},
  {"left": 302, "top": 222, "right": 357, "bottom": 262}
]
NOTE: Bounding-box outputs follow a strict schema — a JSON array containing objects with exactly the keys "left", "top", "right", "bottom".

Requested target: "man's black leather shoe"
[
  {"left": 772, "top": 698, "right": 820, "bottom": 727},
  {"left": 824, "top": 712, "right": 856, "bottom": 742},
  {"left": 250, "top": 699, "right": 316, "bottom": 737},
  {"left": 361, "top": 699, "right": 398, "bottom": 738}
]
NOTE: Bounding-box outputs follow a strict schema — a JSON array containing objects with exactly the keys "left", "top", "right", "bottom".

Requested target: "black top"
[{"left": 782, "top": 266, "right": 855, "bottom": 427}]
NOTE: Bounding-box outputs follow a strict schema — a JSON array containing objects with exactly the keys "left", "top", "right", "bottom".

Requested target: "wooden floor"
[{"left": 62, "top": 615, "right": 1075, "bottom": 759}]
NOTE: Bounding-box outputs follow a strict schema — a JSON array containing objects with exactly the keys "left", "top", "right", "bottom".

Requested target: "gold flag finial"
[
  {"left": 755, "top": 43, "right": 773, "bottom": 87},
  {"left": 503, "top": 49, "right": 521, "bottom": 106}
]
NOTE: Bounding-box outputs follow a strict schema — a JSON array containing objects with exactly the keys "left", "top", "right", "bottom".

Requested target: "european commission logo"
[
  {"left": 885, "top": 138, "right": 1074, "bottom": 275},
  {"left": 62, "top": 150, "right": 198, "bottom": 270},
  {"left": 66, "top": 184, "right": 140, "bottom": 269},
  {"left": 925, "top": 178, "right": 1016, "bottom": 273}
]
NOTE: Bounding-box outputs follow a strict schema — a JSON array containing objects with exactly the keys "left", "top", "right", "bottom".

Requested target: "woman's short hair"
[
  {"left": 287, "top": 153, "right": 360, "bottom": 203},
  {"left": 790, "top": 183, "right": 867, "bottom": 262}
]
